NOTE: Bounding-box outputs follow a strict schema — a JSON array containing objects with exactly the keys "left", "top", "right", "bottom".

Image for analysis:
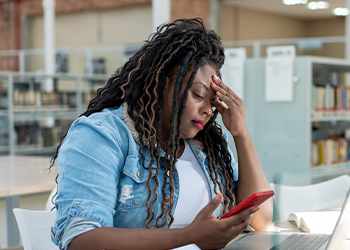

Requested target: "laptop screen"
[{"left": 326, "top": 188, "right": 350, "bottom": 250}]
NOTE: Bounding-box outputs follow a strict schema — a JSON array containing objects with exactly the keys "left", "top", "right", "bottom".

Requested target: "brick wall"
[
  {"left": 0, "top": 2, "right": 17, "bottom": 71},
  {"left": 171, "top": 0, "right": 211, "bottom": 29}
]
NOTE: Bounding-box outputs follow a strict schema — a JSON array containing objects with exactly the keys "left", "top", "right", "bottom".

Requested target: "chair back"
[
  {"left": 270, "top": 174, "right": 350, "bottom": 220},
  {"left": 13, "top": 208, "right": 58, "bottom": 250},
  {"left": 45, "top": 185, "right": 57, "bottom": 211}
]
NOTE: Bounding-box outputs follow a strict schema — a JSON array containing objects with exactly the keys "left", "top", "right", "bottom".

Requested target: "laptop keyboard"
[{"left": 270, "top": 234, "right": 330, "bottom": 250}]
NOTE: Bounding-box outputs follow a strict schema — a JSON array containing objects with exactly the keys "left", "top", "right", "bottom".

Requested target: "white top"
[{"left": 170, "top": 140, "right": 211, "bottom": 229}]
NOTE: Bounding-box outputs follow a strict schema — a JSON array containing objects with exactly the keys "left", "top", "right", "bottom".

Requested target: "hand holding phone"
[{"left": 220, "top": 190, "right": 274, "bottom": 220}]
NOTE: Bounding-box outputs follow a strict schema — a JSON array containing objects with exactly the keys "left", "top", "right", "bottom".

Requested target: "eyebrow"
[
  {"left": 193, "top": 82, "right": 209, "bottom": 91},
  {"left": 192, "top": 82, "right": 217, "bottom": 99}
]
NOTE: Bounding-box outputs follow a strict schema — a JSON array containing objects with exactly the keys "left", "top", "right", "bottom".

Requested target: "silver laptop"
[{"left": 224, "top": 188, "right": 350, "bottom": 250}]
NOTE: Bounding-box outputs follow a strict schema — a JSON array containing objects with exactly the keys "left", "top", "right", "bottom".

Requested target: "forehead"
[
  {"left": 195, "top": 64, "right": 217, "bottom": 80},
  {"left": 169, "top": 62, "right": 218, "bottom": 90},
  {"left": 189, "top": 64, "right": 217, "bottom": 98}
]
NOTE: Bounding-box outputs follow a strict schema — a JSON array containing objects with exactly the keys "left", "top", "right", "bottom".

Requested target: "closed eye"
[{"left": 193, "top": 92, "right": 203, "bottom": 100}]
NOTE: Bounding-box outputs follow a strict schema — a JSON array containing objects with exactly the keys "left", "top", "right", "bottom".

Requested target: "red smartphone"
[{"left": 220, "top": 190, "right": 274, "bottom": 220}]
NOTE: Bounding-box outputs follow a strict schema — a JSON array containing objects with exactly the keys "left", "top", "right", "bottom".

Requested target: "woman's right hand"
[{"left": 184, "top": 193, "right": 259, "bottom": 250}]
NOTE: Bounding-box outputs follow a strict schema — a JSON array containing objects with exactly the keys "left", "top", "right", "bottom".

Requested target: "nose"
[{"left": 200, "top": 101, "right": 213, "bottom": 117}]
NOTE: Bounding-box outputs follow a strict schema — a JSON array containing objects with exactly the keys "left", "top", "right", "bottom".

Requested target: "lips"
[{"left": 192, "top": 120, "right": 206, "bottom": 130}]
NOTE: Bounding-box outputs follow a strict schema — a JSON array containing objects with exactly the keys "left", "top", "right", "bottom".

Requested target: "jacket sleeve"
[
  {"left": 51, "top": 114, "right": 127, "bottom": 248},
  {"left": 56, "top": 216, "right": 101, "bottom": 250}
]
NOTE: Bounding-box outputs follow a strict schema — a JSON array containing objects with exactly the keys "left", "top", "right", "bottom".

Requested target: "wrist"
[
  {"left": 174, "top": 226, "right": 196, "bottom": 246},
  {"left": 231, "top": 129, "right": 249, "bottom": 141},
  {"left": 181, "top": 224, "right": 197, "bottom": 246}
]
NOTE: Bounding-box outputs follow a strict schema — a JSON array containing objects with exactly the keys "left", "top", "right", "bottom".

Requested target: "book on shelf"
[
  {"left": 311, "top": 138, "right": 348, "bottom": 167},
  {"left": 0, "top": 117, "right": 8, "bottom": 146},
  {"left": 9, "top": 89, "right": 78, "bottom": 109},
  {"left": 83, "top": 91, "right": 97, "bottom": 106},
  {"left": 0, "top": 88, "right": 93, "bottom": 110},
  {"left": 312, "top": 84, "right": 350, "bottom": 117},
  {"left": 288, "top": 211, "right": 347, "bottom": 235},
  {"left": 14, "top": 119, "right": 72, "bottom": 147}
]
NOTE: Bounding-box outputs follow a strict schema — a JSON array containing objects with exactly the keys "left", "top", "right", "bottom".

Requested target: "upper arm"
[{"left": 51, "top": 117, "right": 126, "bottom": 246}]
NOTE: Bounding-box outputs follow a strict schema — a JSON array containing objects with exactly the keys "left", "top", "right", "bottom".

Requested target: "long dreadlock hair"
[{"left": 50, "top": 17, "right": 237, "bottom": 229}]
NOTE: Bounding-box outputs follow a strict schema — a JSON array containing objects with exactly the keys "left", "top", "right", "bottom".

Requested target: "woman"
[{"left": 50, "top": 18, "right": 273, "bottom": 250}]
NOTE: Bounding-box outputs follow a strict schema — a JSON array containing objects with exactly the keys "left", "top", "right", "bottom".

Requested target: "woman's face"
[{"left": 161, "top": 63, "right": 218, "bottom": 140}]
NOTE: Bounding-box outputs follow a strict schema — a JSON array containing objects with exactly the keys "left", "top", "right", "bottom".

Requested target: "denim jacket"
[{"left": 51, "top": 103, "right": 239, "bottom": 248}]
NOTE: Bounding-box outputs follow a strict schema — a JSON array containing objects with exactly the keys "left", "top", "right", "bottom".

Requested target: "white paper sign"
[
  {"left": 267, "top": 46, "right": 295, "bottom": 59},
  {"left": 221, "top": 48, "right": 246, "bottom": 100},
  {"left": 265, "top": 46, "right": 295, "bottom": 102}
]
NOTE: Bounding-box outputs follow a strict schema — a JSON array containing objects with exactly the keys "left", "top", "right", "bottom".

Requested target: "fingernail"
[
  {"left": 214, "top": 194, "right": 220, "bottom": 201},
  {"left": 214, "top": 193, "right": 222, "bottom": 202},
  {"left": 211, "top": 82, "right": 217, "bottom": 86},
  {"left": 214, "top": 75, "right": 220, "bottom": 81},
  {"left": 252, "top": 206, "right": 259, "bottom": 213}
]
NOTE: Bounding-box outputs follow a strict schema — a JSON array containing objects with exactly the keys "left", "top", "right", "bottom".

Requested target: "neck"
[{"left": 159, "top": 139, "right": 185, "bottom": 158}]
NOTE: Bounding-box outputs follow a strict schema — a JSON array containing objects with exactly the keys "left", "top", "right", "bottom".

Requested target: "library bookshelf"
[
  {"left": 0, "top": 72, "right": 108, "bottom": 155},
  {"left": 223, "top": 56, "right": 350, "bottom": 185}
]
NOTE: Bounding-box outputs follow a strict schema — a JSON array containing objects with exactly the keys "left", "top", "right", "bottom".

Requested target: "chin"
[{"left": 181, "top": 131, "right": 199, "bottom": 140}]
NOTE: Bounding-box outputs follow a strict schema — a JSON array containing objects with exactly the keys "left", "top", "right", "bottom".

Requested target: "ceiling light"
[
  {"left": 283, "top": 0, "right": 308, "bottom": 6},
  {"left": 307, "top": 1, "right": 329, "bottom": 10},
  {"left": 308, "top": 2, "right": 318, "bottom": 9},
  {"left": 333, "top": 7, "right": 349, "bottom": 16},
  {"left": 317, "top": 1, "right": 329, "bottom": 9}
]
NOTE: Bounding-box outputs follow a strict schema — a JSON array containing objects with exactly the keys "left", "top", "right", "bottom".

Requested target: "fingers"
[
  {"left": 199, "top": 193, "right": 223, "bottom": 218},
  {"left": 221, "top": 206, "right": 259, "bottom": 228},
  {"left": 211, "top": 75, "right": 242, "bottom": 108},
  {"left": 212, "top": 75, "right": 240, "bottom": 99},
  {"left": 214, "top": 98, "right": 226, "bottom": 114},
  {"left": 189, "top": 198, "right": 257, "bottom": 250},
  {"left": 214, "top": 207, "right": 258, "bottom": 246}
]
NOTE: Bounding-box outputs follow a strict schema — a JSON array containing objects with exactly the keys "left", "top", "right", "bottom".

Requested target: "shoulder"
[{"left": 64, "top": 104, "right": 138, "bottom": 156}]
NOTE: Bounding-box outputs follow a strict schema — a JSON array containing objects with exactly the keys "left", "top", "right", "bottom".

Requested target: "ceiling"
[{"left": 223, "top": 0, "right": 346, "bottom": 20}]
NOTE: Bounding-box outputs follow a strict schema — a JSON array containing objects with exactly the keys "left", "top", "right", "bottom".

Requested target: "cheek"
[
  {"left": 180, "top": 100, "right": 196, "bottom": 122},
  {"left": 180, "top": 110, "right": 191, "bottom": 125}
]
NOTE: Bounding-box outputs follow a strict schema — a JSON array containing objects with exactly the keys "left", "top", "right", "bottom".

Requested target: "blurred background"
[
  {"left": 0, "top": 0, "right": 347, "bottom": 73},
  {"left": 1, "top": 0, "right": 350, "bottom": 248}
]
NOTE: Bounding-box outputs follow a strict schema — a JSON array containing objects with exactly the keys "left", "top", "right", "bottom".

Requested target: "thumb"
[{"left": 201, "top": 193, "right": 223, "bottom": 216}]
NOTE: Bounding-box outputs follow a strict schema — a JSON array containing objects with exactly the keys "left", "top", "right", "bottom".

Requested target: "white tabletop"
[
  {"left": 0, "top": 155, "right": 58, "bottom": 247},
  {"left": 0, "top": 155, "right": 57, "bottom": 197}
]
